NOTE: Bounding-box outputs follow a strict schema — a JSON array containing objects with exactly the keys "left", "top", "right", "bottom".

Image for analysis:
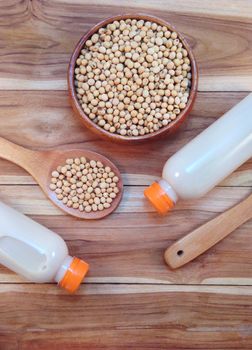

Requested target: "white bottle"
[
  {"left": 145, "top": 93, "right": 252, "bottom": 214},
  {"left": 0, "top": 201, "right": 89, "bottom": 293}
]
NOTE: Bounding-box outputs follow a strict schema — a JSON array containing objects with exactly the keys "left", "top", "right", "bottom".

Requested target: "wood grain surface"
[{"left": 0, "top": 1, "right": 252, "bottom": 349}]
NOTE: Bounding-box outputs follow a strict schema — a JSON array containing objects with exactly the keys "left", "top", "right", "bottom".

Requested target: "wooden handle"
[
  {"left": 165, "top": 193, "right": 252, "bottom": 269},
  {"left": 0, "top": 137, "right": 42, "bottom": 175}
]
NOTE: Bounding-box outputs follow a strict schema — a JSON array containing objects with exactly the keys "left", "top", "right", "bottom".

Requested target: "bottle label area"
[{"left": 0, "top": 236, "right": 47, "bottom": 273}]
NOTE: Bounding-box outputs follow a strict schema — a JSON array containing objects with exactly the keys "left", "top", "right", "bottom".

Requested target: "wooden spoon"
[
  {"left": 0, "top": 137, "right": 123, "bottom": 219},
  {"left": 165, "top": 193, "right": 252, "bottom": 269}
]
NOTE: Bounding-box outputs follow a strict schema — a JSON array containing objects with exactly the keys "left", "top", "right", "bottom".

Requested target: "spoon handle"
[
  {"left": 165, "top": 193, "right": 252, "bottom": 269},
  {"left": 0, "top": 137, "right": 43, "bottom": 175}
]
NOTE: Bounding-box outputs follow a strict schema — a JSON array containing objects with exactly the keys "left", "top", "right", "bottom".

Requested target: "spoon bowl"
[{"left": 0, "top": 137, "right": 123, "bottom": 219}]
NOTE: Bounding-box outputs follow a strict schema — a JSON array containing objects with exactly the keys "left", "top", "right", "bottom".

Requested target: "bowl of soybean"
[{"left": 68, "top": 14, "right": 198, "bottom": 143}]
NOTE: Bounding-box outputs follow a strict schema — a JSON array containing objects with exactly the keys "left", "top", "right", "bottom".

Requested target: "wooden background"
[{"left": 0, "top": 1, "right": 252, "bottom": 349}]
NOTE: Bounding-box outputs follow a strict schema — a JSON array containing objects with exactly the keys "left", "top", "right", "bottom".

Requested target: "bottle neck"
[
  {"left": 55, "top": 256, "right": 89, "bottom": 293},
  {"left": 54, "top": 255, "right": 73, "bottom": 283},
  {"left": 159, "top": 179, "right": 178, "bottom": 204},
  {"left": 144, "top": 179, "right": 178, "bottom": 215}
]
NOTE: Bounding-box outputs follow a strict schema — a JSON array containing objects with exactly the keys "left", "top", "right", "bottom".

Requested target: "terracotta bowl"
[{"left": 68, "top": 14, "right": 198, "bottom": 144}]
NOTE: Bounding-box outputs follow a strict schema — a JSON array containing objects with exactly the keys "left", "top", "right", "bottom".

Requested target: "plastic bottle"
[
  {"left": 144, "top": 93, "right": 252, "bottom": 214},
  {"left": 0, "top": 201, "right": 89, "bottom": 293}
]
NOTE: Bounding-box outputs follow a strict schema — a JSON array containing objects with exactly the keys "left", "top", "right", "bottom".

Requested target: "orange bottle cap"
[
  {"left": 144, "top": 182, "right": 174, "bottom": 215},
  {"left": 59, "top": 257, "right": 89, "bottom": 294}
]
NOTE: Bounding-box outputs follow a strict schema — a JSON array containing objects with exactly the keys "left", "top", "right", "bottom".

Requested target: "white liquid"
[
  {"left": 161, "top": 93, "right": 252, "bottom": 200},
  {"left": 0, "top": 202, "right": 71, "bottom": 283}
]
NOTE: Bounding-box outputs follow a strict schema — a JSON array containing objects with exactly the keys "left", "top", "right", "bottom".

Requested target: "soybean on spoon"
[
  {"left": 0, "top": 137, "right": 123, "bottom": 219},
  {"left": 165, "top": 193, "right": 252, "bottom": 269}
]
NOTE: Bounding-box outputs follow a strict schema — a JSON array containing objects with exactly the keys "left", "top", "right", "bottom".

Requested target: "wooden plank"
[
  {"left": 46, "top": 0, "right": 252, "bottom": 19},
  {"left": 3, "top": 283, "right": 252, "bottom": 295},
  {"left": 0, "top": 91, "right": 251, "bottom": 186},
  {"left": 0, "top": 185, "right": 251, "bottom": 285},
  {"left": 0, "top": 284, "right": 252, "bottom": 349},
  {"left": 3, "top": 0, "right": 252, "bottom": 21},
  {"left": 0, "top": 184, "right": 251, "bottom": 215},
  {"left": 1, "top": 169, "right": 251, "bottom": 187},
  {"left": 1, "top": 2, "right": 252, "bottom": 90}
]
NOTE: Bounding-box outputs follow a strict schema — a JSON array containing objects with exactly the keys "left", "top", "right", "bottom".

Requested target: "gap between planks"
[{"left": 1, "top": 279, "right": 252, "bottom": 287}]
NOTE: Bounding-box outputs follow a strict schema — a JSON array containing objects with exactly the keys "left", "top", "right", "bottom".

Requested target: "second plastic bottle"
[
  {"left": 145, "top": 93, "right": 252, "bottom": 214},
  {"left": 0, "top": 201, "right": 89, "bottom": 293}
]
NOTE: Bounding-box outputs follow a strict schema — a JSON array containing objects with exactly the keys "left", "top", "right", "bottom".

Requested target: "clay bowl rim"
[{"left": 68, "top": 13, "right": 198, "bottom": 144}]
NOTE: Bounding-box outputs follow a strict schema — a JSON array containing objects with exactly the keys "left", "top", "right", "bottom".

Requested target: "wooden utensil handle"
[
  {"left": 165, "top": 193, "right": 252, "bottom": 269},
  {"left": 0, "top": 137, "right": 39, "bottom": 174}
]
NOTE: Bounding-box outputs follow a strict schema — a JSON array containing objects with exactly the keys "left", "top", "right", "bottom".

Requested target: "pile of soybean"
[
  {"left": 74, "top": 18, "right": 192, "bottom": 137},
  {"left": 50, "top": 157, "right": 119, "bottom": 213}
]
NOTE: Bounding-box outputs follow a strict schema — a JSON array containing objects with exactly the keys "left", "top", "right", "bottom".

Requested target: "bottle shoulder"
[{"left": 162, "top": 157, "right": 209, "bottom": 199}]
